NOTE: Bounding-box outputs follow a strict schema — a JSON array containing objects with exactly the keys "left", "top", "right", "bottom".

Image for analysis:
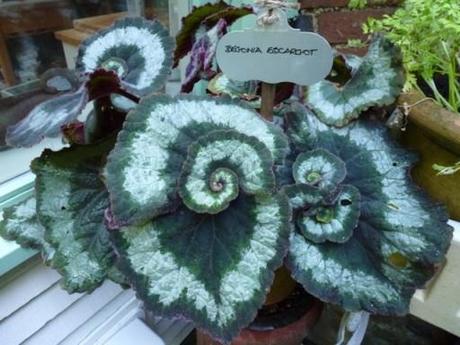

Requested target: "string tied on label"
[{"left": 254, "top": 0, "right": 300, "bottom": 26}]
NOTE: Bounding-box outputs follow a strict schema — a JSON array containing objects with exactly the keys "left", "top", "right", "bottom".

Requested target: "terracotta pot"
[
  {"left": 197, "top": 288, "right": 323, "bottom": 345},
  {"left": 398, "top": 91, "right": 460, "bottom": 220}
]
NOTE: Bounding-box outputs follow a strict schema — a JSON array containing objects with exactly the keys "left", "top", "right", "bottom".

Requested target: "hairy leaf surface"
[
  {"left": 306, "top": 35, "right": 404, "bottom": 127},
  {"left": 77, "top": 17, "right": 174, "bottom": 96},
  {"left": 284, "top": 103, "right": 453, "bottom": 314},
  {"left": 105, "top": 95, "right": 288, "bottom": 227},
  {"left": 112, "top": 193, "right": 290, "bottom": 342},
  {"left": 32, "top": 140, "right": 115, "bottom": 292},
  {"left": 0, "top": 197, "right": 54, "bottom": 261}
]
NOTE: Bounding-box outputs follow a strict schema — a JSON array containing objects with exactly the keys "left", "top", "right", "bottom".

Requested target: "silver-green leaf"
[
  {"left": 32, "top": 139, "right": 115, "bottom": 293},
  {"left": 285, "top": 103, "right": 453, "bottom": 315},
  {"left": 104, "top": 95, "right": 288, "bottom": 227},
  {"left": 77, "top": 17, "right": 174, "bottom": 96},
  {"left": 178, "top": 130, "right": 275, "bottom": 214},
  {"left": 293, "top": 148, "right": 346, "bottom": 191},
  {"left": 296, "top": 185, "right": 360, "bottom": 244},
  {"left": 306, "top": 35, "right": 404, "bottom": 127},
  {"left": 112, "top": 193, "right": 290, "bottom": 343},
  {"left": 0, "top": 197, "right": 54, "bottom": 262}
]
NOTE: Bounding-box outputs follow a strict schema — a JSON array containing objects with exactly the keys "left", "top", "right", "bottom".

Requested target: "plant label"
[{"left": 216, "top": 9, "right": 333, "bottom": 86}]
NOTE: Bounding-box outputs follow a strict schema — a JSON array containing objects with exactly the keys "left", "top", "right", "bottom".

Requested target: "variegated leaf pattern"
[
  {"left": 0, "top": 197, "right": 55, "bottom": 262},
  {"left": 105, "top": 95, "right": 288, "bottom": 227},
  {"left": 181, "top": 19, "right": 227, "bottom": 93},
  {"left": 173, "top": 1, "right": 252, "bottom": 67},
  {"left": 283, "top": 103, "right": 453, "bottom": 315},
  {"left": 107, "top": 95, "right": 291, "bottom": 342},
  {"left": 292, "top": 148, "right": 346, "bottom": 191},
  {"left": 306, "top": 35, "right": 404, "bottom": 127},
  {"left": 112, "top": 193, "right": 290, "bottom": 342},
  {"left": 178, "top": 130, "right": 275, "bottom": 214},
  {"left": 31, "top": 139, "right": 115, "bottom": 293},
  {"left": 77, "top": 17, "right": 174, "bottom": 97}
]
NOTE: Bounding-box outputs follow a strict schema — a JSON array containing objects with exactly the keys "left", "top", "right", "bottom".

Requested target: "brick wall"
[{"left": 299, "top": 0, "right": 402, "bottom": 55}]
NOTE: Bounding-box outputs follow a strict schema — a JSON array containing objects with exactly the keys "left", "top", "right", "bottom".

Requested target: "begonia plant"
[{"left": 0, "top": 5, "right": 453, "bottom": 344}]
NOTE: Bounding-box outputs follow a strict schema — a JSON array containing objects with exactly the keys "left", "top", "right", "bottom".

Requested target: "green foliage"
[
  {"left": 0, "top": 9, "right": 455, "bottom": 345},
  {"left": 364, "top": 0, "right": 460, "bottom": 112},
  {"left": 105, "top": 95, "right": 291, "bottom": 342},
  {"left": 348, "top": 0, "right": 368, "bottom": 9},
  {"left": 0, "top": 197, "right": 55, "bottom": 263},
  {"left": 347, "top": 39, "right": 366, "bottom": 49},
  {"left": 433, "top": 161, "right": 460, "bottom": 176},
  {"left": 283, "top": 103, "right": 453, "bottom": 314},
  {"left": 31, "top": 139, "right": 116, "bottom": 292},
  {"left": 306, "top": 35, "right": 404, "bottom": 127}
]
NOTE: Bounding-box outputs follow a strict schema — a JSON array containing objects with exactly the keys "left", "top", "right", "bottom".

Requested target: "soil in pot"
[{"left": 196, "top": 285, "right": 323, "bottom": 345}]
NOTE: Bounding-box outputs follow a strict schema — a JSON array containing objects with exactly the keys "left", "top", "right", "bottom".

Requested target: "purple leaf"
[{"left": 181, "top": 19, "right": 228, "bottom": 93}]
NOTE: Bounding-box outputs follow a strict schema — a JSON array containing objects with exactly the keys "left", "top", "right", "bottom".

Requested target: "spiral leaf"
[
  {"left": 179, "top": 130, "right": 275, "bottom": 214},
  {"left": 285, "top": 103, "right": 453, "bottom": 315},
  {"left": 293, "top": 148, "right": 346, "bottom": 191},
  {"left": 306, "top": 35, "right": 404, "bottom": 127},
  {"left": 297, "top": 185, "right": 360, "bottom": 244},
  {"left": 105, "top": 95, "right": 288, "bottom": 227},
  {"left": 77, "top": 17, "right": 174, "bottom": 96}
]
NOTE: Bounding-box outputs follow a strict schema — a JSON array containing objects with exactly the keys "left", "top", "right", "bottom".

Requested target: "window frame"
[{"left": 0, "top": 0, "right": 192, "bottom": 278}]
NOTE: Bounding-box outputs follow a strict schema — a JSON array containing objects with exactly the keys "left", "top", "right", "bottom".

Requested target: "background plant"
[
  {"left": 0, "top": 4, "right": 454, "bottom": 344},
  {"left": 365, "top": 0, "right": 460, "bottom": 113}
]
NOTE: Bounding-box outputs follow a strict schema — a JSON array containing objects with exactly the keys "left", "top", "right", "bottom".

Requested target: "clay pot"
[
  {"left": 398, "top": 91, "right": 460, "bottom": 220},
  {"left": 196, "top": 287, "right": 323, "bottom": 345}
]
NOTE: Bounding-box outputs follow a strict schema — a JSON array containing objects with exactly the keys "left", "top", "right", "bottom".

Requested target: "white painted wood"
[
  {"left": 0, "top": 260, "right": 192, "bottom": 345},
  {"left": 64, "top": 291, "right": 139, "bottom": 345},
  {"left": 160, "top": 319, "right": 194, "bottom": 345},
  {"left": 410, "top": 220, "right": 460, "bottom": 337},
  {"left": 106, "top": 318, "right": 166, "bottom": 345},
  {"left": 0, "top": 261, "right": 60, "bottom": 321},
  {"left": 23, "top": 282, "right": 122, "bottom": 345},
  {"left": 0, "top": 282, "right": 84, "bottom": 344}
]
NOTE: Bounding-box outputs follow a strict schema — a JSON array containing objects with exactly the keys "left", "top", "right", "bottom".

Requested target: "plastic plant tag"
[{"left": 216, "top": 8, "right": 333, "bottom": 85}]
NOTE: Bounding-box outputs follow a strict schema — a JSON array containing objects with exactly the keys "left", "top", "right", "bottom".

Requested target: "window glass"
[{"left": 0, "top": 0, "right": 178, "bottom": 185}]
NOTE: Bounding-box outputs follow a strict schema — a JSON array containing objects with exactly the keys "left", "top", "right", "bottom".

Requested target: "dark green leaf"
[
  {"left": 112, "top": 193, "right": 290, "bottom": 343},
  {"left": 104, "top": 95, "right": 288, "bottom": 227},
  {"left": 285, "top": 103, "right": 453, "bottom": 315},
  {"left": 77, "top": 17, "right": 174, "bottom": 96},
  {"left": 32, "top": 139, "right": 115, "bottom": 292},
  {"left": 173, "top": 2, "right": 252, "bottom": 67},
  {"left": 306, "top": 35, "right": 404, "bottom": 127}
]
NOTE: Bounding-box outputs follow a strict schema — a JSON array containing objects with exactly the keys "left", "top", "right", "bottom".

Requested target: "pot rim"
[{"left": 398, "top": 91, "right": 460, "bottom": 156}]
